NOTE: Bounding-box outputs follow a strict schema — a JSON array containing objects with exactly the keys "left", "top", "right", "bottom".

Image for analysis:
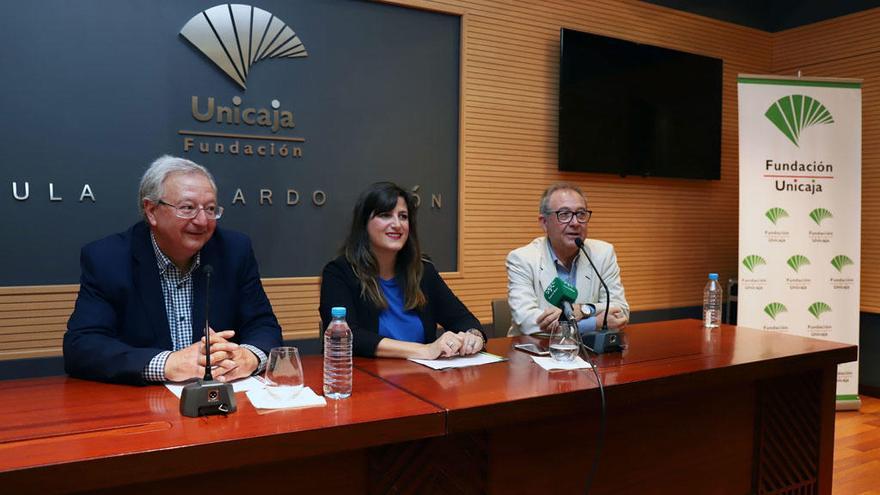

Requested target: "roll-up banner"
[{"left": 737, "top": 75, "right": 861, "bottom": 410}]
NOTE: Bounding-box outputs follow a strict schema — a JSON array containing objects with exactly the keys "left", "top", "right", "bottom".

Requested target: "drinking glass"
[
  {"left": 265, "top": 347, "right": 304, "bottom": 400},
  {"left": 549, "top": 321, "right": 580, "bottom": 362}
]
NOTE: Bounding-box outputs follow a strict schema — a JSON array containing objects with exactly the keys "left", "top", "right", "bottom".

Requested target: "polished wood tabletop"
[
  {"left": 0, "top": 356, "right": 444, "bottom": 493},
  {"left": 353, "top": 319, "right": 858, "bottom": 431},
  {"left": 0, "top": 320, "right": 859, "bottom": 494}
]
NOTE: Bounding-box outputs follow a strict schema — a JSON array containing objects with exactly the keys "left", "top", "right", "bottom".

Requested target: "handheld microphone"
[
  {"left": 543, "top": 277, "right": 578, "bottom": 325},
  {"left": 180, "top": 264, "right": 237, "bottom": 417},
  {"left": 574, "top": 238, "right": 624, "bottom": 353}
]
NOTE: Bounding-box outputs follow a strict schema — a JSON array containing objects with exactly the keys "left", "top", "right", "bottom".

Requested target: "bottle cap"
[
  {"left": 331, "top": 307, "right": 346, "bottom": 318},
  {"left": 708, "top": 273, "right": 719, "bottom": 280}
]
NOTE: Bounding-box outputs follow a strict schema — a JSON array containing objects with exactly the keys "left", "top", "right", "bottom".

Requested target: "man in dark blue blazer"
[{"left": 64, "top": 156, "right": 282, "bottom": 385}]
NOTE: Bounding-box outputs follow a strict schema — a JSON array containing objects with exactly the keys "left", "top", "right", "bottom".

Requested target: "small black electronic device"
[
  {"left": 514, "top": 343, "right": 550, "bottom": 356},
  {"left": 180, "top": 380, "right": 236, "bottom": 416}
]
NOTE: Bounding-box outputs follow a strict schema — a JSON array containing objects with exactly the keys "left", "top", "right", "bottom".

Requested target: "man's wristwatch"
[{"left": 580, "top": 303, "right": 596, "bottom": 320}]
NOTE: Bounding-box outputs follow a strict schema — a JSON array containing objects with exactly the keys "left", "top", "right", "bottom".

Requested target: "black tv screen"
[{"left": 558, "top": 29, "right": 722, "bottom": 180}]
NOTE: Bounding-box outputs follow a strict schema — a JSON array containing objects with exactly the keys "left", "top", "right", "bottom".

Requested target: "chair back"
[{"left": 491, "top": 298, "right": 512, "bottom": 338}]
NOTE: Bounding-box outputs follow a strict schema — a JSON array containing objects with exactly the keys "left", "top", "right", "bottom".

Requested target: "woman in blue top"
[{"left": 319, "top": 182, "right": 485, "bottom": 358}]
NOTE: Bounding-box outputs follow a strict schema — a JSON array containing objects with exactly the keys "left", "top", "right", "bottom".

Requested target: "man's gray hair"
[
  {"left": 538, "top": 182, "right": 587, "bottom": 215},
  {"left": 138, "top": 155, "right": 216, "bottom": 216}
]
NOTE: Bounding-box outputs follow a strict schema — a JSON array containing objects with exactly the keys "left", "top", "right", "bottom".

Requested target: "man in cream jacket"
[{"left": 507, "top": 183, "right": 629, "bottom": 336}]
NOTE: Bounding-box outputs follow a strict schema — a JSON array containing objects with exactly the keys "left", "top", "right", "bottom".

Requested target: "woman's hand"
[
  {"left": 379, "top": 331, "right": 485, "bottom": 360},
  {"left": 457, "top": 330, "right": 484, "bottom": 356},
  {"left": 426, "top": 331, "right": 464, "bottom": 359}
]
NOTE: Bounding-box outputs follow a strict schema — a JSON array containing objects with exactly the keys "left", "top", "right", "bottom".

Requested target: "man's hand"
[
  {"left": 594, "top": 307, "right": 628, "bottom": 330},
  {"left": 201, "top": 329, "right": 259, "bottom": 382},
  {"left": 163, "top": 329, "right": 258, "bottom": 382},
  {"left": 536, "top": 307, "right": 562, "bottom": 332},
  {"left": 164, "top": 341, "right": 206, "bottom": 382}
]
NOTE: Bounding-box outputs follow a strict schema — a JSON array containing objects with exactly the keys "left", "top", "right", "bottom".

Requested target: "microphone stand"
[
  {"left": 575, "top": 238, "right": 623, "bottom": 353},
  {"left": 572, "top": 239, "right": 613, "bottom": 494},
  {"left": 180, "top": 265, "right": 237, "bottom": 417}
]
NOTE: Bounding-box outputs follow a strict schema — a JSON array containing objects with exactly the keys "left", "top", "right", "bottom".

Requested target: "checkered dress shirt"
[{"left": 143, "top": 234, "right": 267, "bottom": 382}]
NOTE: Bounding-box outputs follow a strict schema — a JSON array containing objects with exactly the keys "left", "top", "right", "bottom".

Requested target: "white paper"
[
  {"left": 164, "top": 375, "right": 265, "bottom": 398},
  {"left": 408, "top": 352, "right": 506, "bottom": 370},
  {"left": 246, "top": 386, "right": 327, "bottom": 410},
  {"left": 530, "top": 355, "right": 592, "bottom": 371}
]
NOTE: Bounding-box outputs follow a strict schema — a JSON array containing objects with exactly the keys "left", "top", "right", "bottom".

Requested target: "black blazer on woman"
[{"left": 319, "top": 255, "right": 483, "bottom": 357}]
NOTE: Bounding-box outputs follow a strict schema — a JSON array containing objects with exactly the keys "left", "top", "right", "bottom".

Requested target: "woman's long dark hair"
[{"left": 343, "top": 182, "right": 426, "bottom": 310}]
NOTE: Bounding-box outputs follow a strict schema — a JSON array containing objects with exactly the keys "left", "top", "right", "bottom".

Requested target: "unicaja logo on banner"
[
  {"left": 742, "top": 255, "right": 766, "bottom": 273},
  {"left": 738, "top": 76, "right": 861, "bottom": 406},
  {"left": 763, "top": 95, "right": 835, "bottom": 195},
  {"left": 764, "top": 95, "right": 834, "bottom": 147},
  {"left": 764, "top": 94, "right": 834, "bottom": 195},
  {"left": 763, "top": 207, "right": 790, "bottom": 243},
  {"left": 740, "top": 254, "right": 768, "bottom": 291},
  {"left": 763, "top": 302, "right": 787, "bottom": 320}
]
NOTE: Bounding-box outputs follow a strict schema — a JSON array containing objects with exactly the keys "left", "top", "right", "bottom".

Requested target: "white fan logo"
[{"left": 180, "top": 4, "right": 308, "bottom": 89}]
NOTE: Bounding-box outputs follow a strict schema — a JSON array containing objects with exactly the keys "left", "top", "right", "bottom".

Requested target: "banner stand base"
[{"left": 836, "top": 395, "right": 861, "bottom": 411}]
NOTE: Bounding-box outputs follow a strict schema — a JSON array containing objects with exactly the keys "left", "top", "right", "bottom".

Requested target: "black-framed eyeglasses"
[
  {"left": 157, "top": 200, "right": 224, "bottom": 220},
  {"left": 549, "top": 209, "right": 592, "bottom": 224}
]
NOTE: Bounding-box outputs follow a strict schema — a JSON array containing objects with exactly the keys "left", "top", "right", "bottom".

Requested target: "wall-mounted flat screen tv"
[{"left": 558, "top": 29, "right": 722, "bottom": 180}]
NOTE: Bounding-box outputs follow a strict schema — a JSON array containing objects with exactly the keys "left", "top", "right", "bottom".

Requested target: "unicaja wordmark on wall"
[{"left": 180, "top": 95, "right": 304, "bottom": 160}]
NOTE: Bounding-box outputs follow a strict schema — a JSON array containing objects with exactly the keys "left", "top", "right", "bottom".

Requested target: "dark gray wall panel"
[{"left": 0, "top": 0, "right": 460, "bottom": 285}]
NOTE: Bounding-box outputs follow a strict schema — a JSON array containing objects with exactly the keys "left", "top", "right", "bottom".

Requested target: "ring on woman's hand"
[{"left": 447, "top": 341, "right": 454, "bottom": 348}]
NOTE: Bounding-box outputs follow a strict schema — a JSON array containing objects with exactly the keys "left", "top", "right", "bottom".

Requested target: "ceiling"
[{"left": 643, "top": 0, "right": 880, "bottom": 32}]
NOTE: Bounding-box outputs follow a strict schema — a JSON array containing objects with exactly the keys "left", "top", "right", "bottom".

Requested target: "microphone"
[
  {"left": 180, "top": 264, "right": 237, "bottom": 417},
  {"left": 543, "top": 277, "right": 579, "bottom": 325},
  {"left": 574, "top": 238, "right": 624, "bottom": 353},
  {"left": 202, "top": 264, "right": 214, "bottom": 381}
]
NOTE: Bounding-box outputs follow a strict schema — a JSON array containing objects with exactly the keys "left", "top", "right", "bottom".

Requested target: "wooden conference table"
[{"left": 0, "top": 320, "right": 857, "bottom": 494}]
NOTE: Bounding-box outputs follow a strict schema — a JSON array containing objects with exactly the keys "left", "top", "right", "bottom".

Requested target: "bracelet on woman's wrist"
[{"left": 468, "top": 328, "right": 486, "bottom": 346}]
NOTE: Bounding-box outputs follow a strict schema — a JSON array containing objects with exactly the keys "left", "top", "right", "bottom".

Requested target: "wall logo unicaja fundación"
[
  {"left": 765, "top": 95, "right": 833, "bottom": 147},
  {"left": 180, "top": 4, "right": 308, "bottom": 89}
]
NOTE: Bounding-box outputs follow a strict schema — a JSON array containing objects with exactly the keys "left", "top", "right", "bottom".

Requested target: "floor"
[{"left": 834, "top": 395, "right": 880, "bottom": 495}]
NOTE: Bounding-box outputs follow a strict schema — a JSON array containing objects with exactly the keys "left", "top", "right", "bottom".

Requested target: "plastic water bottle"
[
  {"left": 703, "top": 273, "right": 722, "bottom": 328},
  {"left": 324, "top": 307, "right": 352, "bottom": 399}
]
